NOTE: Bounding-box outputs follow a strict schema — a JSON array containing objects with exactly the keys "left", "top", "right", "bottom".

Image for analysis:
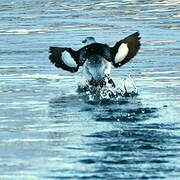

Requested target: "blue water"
[{"left": 0, "top": 0, "right": 180, "bottom": 179}]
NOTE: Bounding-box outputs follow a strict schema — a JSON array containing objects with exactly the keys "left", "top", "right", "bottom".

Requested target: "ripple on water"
[{"left": 0, "top": 0, "right": 180, "bottom": 179}]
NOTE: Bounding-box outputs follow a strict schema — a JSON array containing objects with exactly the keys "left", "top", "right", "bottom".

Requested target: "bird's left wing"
[
  {"left": 49, "top": 47, "right": 80, "bottom": 73},
  {"left": 110, "top": 32, "right": 141, "bottom": 67}
]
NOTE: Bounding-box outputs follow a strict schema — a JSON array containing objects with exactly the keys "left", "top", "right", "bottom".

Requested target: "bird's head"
[{"left": 82, "top": 37, "right": 96, "bottom": 45}]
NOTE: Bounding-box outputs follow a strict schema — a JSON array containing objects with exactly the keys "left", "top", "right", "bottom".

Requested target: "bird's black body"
[{"left": 79, "top": 43, "right": 111, "bottom": 62}]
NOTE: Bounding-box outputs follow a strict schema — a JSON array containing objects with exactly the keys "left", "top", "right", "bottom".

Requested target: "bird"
[{"left": 49, "top": 32, "right": 141, "bottom": 88}]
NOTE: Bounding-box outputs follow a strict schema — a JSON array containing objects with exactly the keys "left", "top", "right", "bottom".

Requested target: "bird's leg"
[
  {"left": 89, "top": 78, "right": 101, "bottom": 87},
  {"left": 89, "top": 78, "right": 96, "bottom": 86},
  {"left": 108, "top": 79, "right": 116, "bottom": 88},
  {"left": 89, "top": 76, "right": 115, "bottom": 88},
  {"left": 99, "top": 78, "right": 106, "bottom": 88},
  {"left": 105, "top": 75, "right": 116, "bottom": 88}
]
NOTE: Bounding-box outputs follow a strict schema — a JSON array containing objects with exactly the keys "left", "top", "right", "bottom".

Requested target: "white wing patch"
[
  {"left": 114, "top": 43, "right": 129, "bottom": 64},
  {"left": 61, "top": 51, "right": 77, "bottom": 68}
]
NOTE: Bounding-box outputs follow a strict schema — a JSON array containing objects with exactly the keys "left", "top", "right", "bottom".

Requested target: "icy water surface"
[{"left": 0, "top": 0, "right": 180, "bottom": 179}]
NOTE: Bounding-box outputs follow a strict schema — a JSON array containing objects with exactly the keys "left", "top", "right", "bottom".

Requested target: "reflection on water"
[
  {"left": 0, "top": 0, "right": 180, "bottom": 179},
  {"left": 47, "top": 94, "right": 179, "bottom": 179},
  {"left": 83, "top": 127, "right": 180, "bottom": 179}
]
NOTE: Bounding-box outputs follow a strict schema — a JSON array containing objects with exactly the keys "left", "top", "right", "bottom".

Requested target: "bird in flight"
[{"left": 49, "top": 32, "right": 141, "bottom": 88}]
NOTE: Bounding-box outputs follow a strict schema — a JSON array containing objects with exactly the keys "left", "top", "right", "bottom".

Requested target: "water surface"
[{"left": 0, "top": 0, "right": 180, "bottom": 179}]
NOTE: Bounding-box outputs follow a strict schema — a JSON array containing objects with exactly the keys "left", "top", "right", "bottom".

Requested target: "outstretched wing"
[
  {"left": 49, "top": 47, "right": 80, "bottom": 73},
  {"left": 110, "top": 32, "right": 141, "bottom": 67}
]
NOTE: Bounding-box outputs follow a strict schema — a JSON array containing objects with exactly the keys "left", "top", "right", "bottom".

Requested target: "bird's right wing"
[{"left": 49, "top": 47, "right": 80, "bottom": 73}]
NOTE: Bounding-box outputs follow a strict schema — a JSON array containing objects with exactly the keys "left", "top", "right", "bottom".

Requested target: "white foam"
[
  {"left": 61, "top": 51, "right": 77, "bottom": 68},
  {"left": 114, "top": 43, "right": 129, "bottom": 64}
]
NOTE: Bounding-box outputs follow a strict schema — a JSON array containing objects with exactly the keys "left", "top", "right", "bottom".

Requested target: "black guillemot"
[{"left": 49, "top": 32, "right": 141, "bottom": 88}]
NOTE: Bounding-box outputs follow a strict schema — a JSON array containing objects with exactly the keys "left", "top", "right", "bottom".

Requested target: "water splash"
[{"left": 77, "top": 74, "right": 138, "bottom": 104}]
